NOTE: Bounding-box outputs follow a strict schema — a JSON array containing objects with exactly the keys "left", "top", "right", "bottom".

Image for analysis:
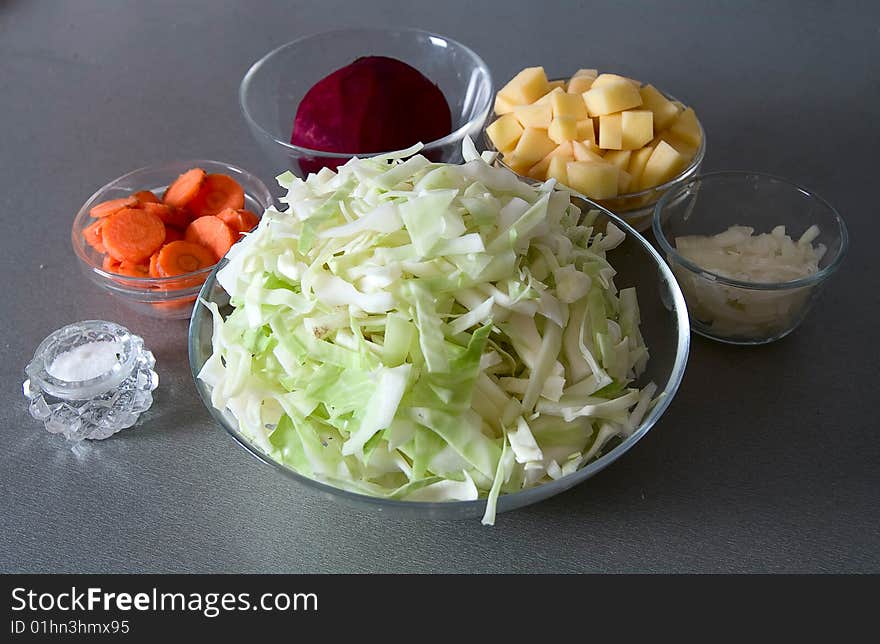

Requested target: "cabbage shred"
[{"left": 199, "top": 143, "right": 654, "bottom": 525}]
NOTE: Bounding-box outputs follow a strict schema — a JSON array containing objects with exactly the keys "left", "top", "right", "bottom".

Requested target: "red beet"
[{"left": 291, "top": 56, "right": 452, "bottom": 160}]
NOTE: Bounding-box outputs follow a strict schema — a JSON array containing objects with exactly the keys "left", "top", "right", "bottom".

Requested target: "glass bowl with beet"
[
  {"left": 71, "top": 159, "right": 274, "bottom": 319},
  {"left": 239, "top": 27, "right": 494, "bottom": 176}
]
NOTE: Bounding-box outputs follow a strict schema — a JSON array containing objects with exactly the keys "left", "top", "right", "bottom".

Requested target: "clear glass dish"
[
  {"left": 239, "top": 27, "right": 494, "bottom": 177},
  {"left": 187, "top": 194, "right": 690, "bottom": 520},
  {"left": 71, "top": 159, "right": 275, "bottom": 319},
  {"left": 653, "top": 171, "right": 848, "bottom": 345},
  {"left": 484, "top": 82, "right": 705, "bottom": 232}
]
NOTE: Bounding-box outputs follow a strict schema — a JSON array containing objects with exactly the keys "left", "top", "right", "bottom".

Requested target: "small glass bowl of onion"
[{"left": 652, "top": 171, "right": 848, "bottom": 345}]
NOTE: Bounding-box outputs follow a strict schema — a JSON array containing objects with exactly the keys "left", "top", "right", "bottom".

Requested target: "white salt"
[{"left": 47, "top": 341, "right": 124, "bottom": 382}]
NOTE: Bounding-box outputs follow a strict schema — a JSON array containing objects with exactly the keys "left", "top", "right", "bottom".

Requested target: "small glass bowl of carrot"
[{"left": 72, "top": 159, "right": 274, "bottom": 319}]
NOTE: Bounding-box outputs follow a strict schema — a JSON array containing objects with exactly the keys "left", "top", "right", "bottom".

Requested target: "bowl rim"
[
  {"left": 187, "top": 191, "right": 691, "bottom": 516},
  {"left": 72, "top": 158, "right": 275, "bottom": 294},
  {"left": 238, "top": 27, "right": 495, "bottom": 159},
  {"left": 485, "top": 81, "right": 706, "bottom": 203},
  {"left": 652, "top": 170, "right": 849, "bottom": 291}
]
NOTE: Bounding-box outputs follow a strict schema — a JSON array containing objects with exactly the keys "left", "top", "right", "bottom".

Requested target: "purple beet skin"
[{"left": 290, "top": 56, "right": 452, "bottom": 173}]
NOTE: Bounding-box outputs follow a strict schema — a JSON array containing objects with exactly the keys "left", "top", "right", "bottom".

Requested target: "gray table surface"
[{"left": 2, "top": 0, "right": 878, "bottom": 574}]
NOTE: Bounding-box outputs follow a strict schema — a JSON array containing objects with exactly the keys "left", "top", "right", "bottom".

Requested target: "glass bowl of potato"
[{"left": 484, "top": 67, "right": 705, "bottom": 231}]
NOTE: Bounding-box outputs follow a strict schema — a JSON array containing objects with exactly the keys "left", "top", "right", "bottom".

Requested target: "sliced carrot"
[
  {"left": 89, "top": 196, "right": 138, "bottom": 218},
  {"left": 163, "top": 168, "right": 206, "bottom": 208},
  {"left": 83, "top": 219, "right": 106, "bottom": 253},
  {"left": 101, "top": 207, "right": 166, "bottom": 263},
  {"left": 155, "top": 240, "right": 217, "bottom": 276},
  {"left": 102, "top": 255, "right": 122, "bottom": 273},
  {"left": 184, "top": 215, "right": 235, "bottom": 260},
  {"left": 187, "top": 173, "right": 245, "bottom": 216},
  {"left": 217, "top": 207, "right": 259, "bottom": 235},
  {"left": 163, "top": 226, "right": 185, "bottom": 244},
  {"left": 133, "top": 190, "right": 160, "bottom": 204},
  {"left": 144, "top": 202, "right": 190, "bottom": 229},
  {"left": 114, "top": 261, "right": 151, "bottom": 278}
]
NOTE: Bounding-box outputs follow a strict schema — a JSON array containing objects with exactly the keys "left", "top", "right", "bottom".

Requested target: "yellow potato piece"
[
  {"left": 583, "top": 81, "right": 643, "bottom": 116},
  {"left": 639, "top": 140, "right": 686, "bottom": 190},
  {"left": 598, "top": 113, "right": 623, "bottom": 150},
  {"left": 627, "top": 146, "right": 654, "bottom": 188},
  {"left": 638, "top": 84, "right": 680, "bottom": 131},
  {"left": 494, "top": 92, "right": 517, "bottom": 116},
  {"left": 667, "top": 107, "right": 702, "bottom": 148},
  {"left": 527, "top": 142, "right": 573, "bottom": 180},
  {"left": 575, "top": 118, "right": 595, "bottom": 144},
  {"left": 486, "top": 114, "right": 524, "bottom": 153},
  {"left": 499, "top": 66, "right": 550, "bottom": 105},
  {"left": 547, "top": 80, "right": 566, "bottom": 91},
  {"left": 534, "top": 86, "right": 565, "bottom": 106},
  {"left": 621, "top": 110, "right": 654, "bottom": 150},
  {"left": 567, "top": 75, "right": 594, "bottom": 94},
  {"left": 551, "top": 92, "right": 588, "bottom": 120},
  {"left": 591, "top": 73, "right": 640, "bottom": 89},
  {"left": 512, "top": 127, "right": 557, "bottom": 166},
  {"left": 548, "top": 116, "right": 578, "bottom": 144},
  {"left": 603, "top": 149, "right": 632, "bottom": 170},
  {"left": 513, "top": 103, "right": 553, "bottom": 129},
  {"left": 547, "top": 156, "right": 569, "bottom": 184},
  {"left": 618, "top": 168, "right": 633, "bottom": 194},
  {"left": 566, "top": 161, "right": 619, "bottom": 199},
  {"left": 573, "top": 140, "right": 605, "bottom": 163}
]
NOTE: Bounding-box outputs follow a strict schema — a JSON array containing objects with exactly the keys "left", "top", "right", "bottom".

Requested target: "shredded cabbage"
[{"left": 199, "top": 141, "right": 654, "bottom": 525}]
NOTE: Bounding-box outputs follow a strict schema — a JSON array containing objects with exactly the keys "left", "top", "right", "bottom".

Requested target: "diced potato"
[
  {"left": 513, "top": 103, "right": 553, "bottom": 128},
  {"left": 534, "top": 86, "right": 565, "bottom": 106},
  {"left": 486, "top": 113, "right": 525, "bottom": 153},
  {"left": 667, "top": 107, "right": 702, "bottom": 147},
  {"left": 603, "top": 149, "right": 632, "bottom": 170},
  {"left": 572, "top": 140, "right": 605, "bottom": 163},
  {"left": 627, "top": 146, "right": 654, "bottom": 187},
  {"left": 639, "top": 140, "right": 686, "bottom": 190},
  {"left": 583, "top": 81, "right": 642, "bottom": 116},
  {"left": 547, "top": 79, "right": 566, "bottom": 91},
  {"left": 502, "top": 152, "right": 532, "bottom": 175},
  {"left": 527, "top": 142, "right": 573, "bottom": 179},
  {"left": 638, "top": 84, "right": 679, "bottom": 130},
  {"left": 621, "top": 109, "right": 654, "bottom": 150},
  {"left": 499, "top": 66, "right": 550, "bottom": 105},
  {"left": 598, "top": 113, "right": 623, "bottom": 150},
  {"left": 547, "top": 156, "right": 569, "bottom": 184},
  {"left": 551, "top": 92, "right": 588, "bottom": 120},
  {"left": 566, "top": 161, "right": 619, "bottom": 199},
  {"left": 591, "top": 73, "right": 639, "bottom": 88},
  {"left": 494, "top": 92, "right": 517, "bottom": 116},
  {"left": 660, "top": 132, "right": 698, "bottom": 160},
  {"left": 618, "top": 169, "right": 633, "bottom": 194},
  {"left": 512, "top": 127, "right": 557, "bottom": 165},
  {"left": 573, "top": 68, "right": 598, "bottom": 79},
  {"left": 548, "top": 115, "right": 578, "bottom": 143},
  {"left": 576, "top": 118, "right": 595, "bottom": 143},
  {"left": 567, "top": 75, "right": 594, "bottom": 94}
]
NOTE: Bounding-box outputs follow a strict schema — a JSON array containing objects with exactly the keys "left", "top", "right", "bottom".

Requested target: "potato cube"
[
  {"left": 573, "top": 140, "right": 605, "bottom": 163},
  {"left": 603, "top": 149, "right": 632, "bottom": 170},
  {"left": 566, "top": 161, "right": 619, "bottom": 199},
  {"left": 494, "top": 92, "right": 517, "bottom": 116},
  {"left": 547, "top": 156, "right": 569, "bottom": 184},
  {"left": 567, "top": 75, "right": 594, "bottom": 94},
  {"left": 618, "top": 169, "right": 633, "bottom": 194},
  {"left": 591, "top": 73, "right": 639, "bottom": 89},
  {"left": 573, "top": 68, "right": 598, "bottom": 79},
  {"left": 548, "top": 115, "right": 578, "bottom": 143},
  {"left": 621, "top": 110, "right": 654, "bottom": 150},
  {"left": 598, "top": 113, "right": 623, "bottom": 150},
  {"left": 627, "top": 146, "right": 654, "bottom": 187},
  {"left": 547, "top": 79, "right": 566, "bottom": 91},
  {"left": 534, "top": 86, "right": 565, "bottom": 106},
  {"left": 551, "top": 92, "right": 588, "bottom": 120},
  {"left": 486, "top": 114, "right": 525, "bottom": 153},
  {"left": 527, "top": 142, "right": 573, "bottom": 180},
  {"left": 660, "top": 132, "right": 698, "bottom": 160},
  {"left": 576, "top": 118, "right": 595, "bottom": 143},
  {"left": 667, "top": 107, "right": 702, "bottom": 148},
  {"left": 502, "top": 153, "right": 532, "bottom": 175},
  {"left": 639, "top": 140, "right": 686, "bottom": 189},
  {"left": 513, "top": 102, "right": 553, "bottom": 128},
  {"left": 583, "top": 81, "right": 642, "bottom": 116},
  {"left": 499, "top": 66, "right": 550, "bottom": 105},
  {"left": 638, "top": 84, "right": 679, "bottom": 130},
  {"left": 512, "top": 127, "right": 557, "bottom": 166}
]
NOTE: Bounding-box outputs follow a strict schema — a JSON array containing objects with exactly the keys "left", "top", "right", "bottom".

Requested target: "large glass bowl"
[
  {"left": 72, "top": 159, "right": 274, "bottom": 319},
  {"left": 188, "top": 195, "right": 690, "bottom": 520},
  {"left": 653, "top": 171, "right": 848, "bottom": 345},
  {"left": 239, "top": 28, "right": 494, "bottom": 177}
]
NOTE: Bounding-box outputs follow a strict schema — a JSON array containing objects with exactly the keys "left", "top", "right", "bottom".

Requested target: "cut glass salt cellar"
[{"left": 23, "top": 320, "right": 158, "bottom": 441}]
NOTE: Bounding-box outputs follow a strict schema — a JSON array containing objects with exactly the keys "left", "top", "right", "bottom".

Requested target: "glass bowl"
[
  {"left": 239, "top": 28, "right": 494, "bottom": 176},
  {"left": 188, "top": 194, "right": 690, "bottom": 521},
  {"left": 72, "top": 159, "right": 274, "bottom": 319},
  {"left": 653, "top": 171, "right": 848, "bottom": 345},
  {"left": 484, "top": 82, "right": 705, "bottom": 232}
]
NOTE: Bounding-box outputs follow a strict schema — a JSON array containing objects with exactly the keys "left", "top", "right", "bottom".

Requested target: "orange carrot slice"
[
  {"left": 187, "top": 174, "right": 245, "bottom": 216},
  {"left": 217, "top": 207, "right": 259, "bottom": 235},
  {"left": 102, "top": 255, "right": 122, "bottom": 273},
  {"left": 155, "top": 240, "right": 217, "bottom": 276},
  {"left": 163, "top": 226, "right": 185, "bottom": 244},
  {"left": 149, "top": 251, "right": 162, "bottom": 278},
  {"left": 101, "top": 208, "right": 166, "bottom": 263},
  {"left": 89, "top": 196, "right": 138, "bottom": 218},
  {"left": 144, "top": 202, "right": 190, "bottom": 229},
  {"left": 133, "top": 190, "right": 160, "bottom": 204},
  {"left": 83, "top": 219, "right": 106, "bottom": 253},
  {"left": 114, "top": 261, "right": 151, "bottom": 278},
  {"left": 184, "top": 215, "right": 235, "bottom": 260},
  {"left": 163, "top": 168, "right": 206, "bottom": 208}
]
